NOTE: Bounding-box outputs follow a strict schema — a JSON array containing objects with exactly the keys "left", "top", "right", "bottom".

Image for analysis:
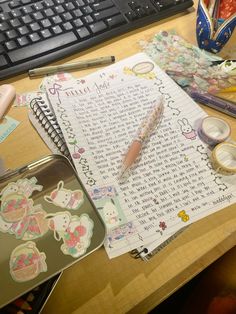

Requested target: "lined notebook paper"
[{"left": 41, "top": 53, "right": 236, "bottom": 258}]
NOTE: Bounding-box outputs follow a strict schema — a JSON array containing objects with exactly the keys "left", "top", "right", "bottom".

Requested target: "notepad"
[{"left": 31, "top": 53, "right": 236, "bottom": 259}]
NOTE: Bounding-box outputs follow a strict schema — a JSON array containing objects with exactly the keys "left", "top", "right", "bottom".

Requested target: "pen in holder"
[{"left": 196, "top": 0, "right": 236, "bottom": 53}]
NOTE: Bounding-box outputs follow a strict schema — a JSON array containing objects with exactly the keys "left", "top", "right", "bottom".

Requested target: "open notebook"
[{"left": 29, "top": 53, "right": 236, "bottom": 259}]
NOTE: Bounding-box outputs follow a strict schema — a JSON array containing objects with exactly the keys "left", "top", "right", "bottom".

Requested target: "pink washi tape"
[
  {"left": 0, "top": 84, "right": 16, "bottom": 120},
  {"left": 198, "top": 116, "right": 231, "bottom": 146}
]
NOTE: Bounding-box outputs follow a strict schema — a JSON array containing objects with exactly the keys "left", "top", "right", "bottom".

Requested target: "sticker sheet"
[
  {"left": 44, "top": 53, "right": 236, "bottom": 258},
  {"left": 0, "top": 155, "right": 105, "bottom": 308}
]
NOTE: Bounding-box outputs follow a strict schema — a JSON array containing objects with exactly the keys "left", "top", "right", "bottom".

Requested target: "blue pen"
[{"left": 186, "top": 88, "right": 236, "bottom": 118}]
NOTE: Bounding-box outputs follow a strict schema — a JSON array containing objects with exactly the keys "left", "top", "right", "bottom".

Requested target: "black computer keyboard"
[{"left": 0, "top": 0, "right": 193, "bottom": 80}]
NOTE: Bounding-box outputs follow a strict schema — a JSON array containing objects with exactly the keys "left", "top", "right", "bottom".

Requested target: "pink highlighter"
[{"left": 0, "top": 84, "right": 16, "bottom": 120}]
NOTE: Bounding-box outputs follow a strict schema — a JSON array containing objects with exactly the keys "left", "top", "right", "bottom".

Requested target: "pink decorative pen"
[{"left": 119, "top": 96, "right": 164, "bottom": 179}]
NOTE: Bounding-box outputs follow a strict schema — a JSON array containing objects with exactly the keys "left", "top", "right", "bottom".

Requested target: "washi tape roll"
[
  {"left": 198, "top": 116, "right": 231, "bottom": 146},
  {"left": 211, "top": 142, "right": 236, "bottom": 175}
]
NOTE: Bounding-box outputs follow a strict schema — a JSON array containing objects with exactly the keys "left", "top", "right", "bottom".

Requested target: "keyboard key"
[
  {"left": 126, "top": 10, "right": 137, "bottom": 21},
  {"left": 93, "top": 7, "right": 120, "bottom": 21},
  {"left": 75, "top": 27, "right": 90, "bottom": 39},
  {"left": 9, "top": 1, "right": 21, "bottom": 9},
  {"left": 40, "top": 29, "right": 52, "bottom": 38},
  {"left": 5, "top": 40, "right": 17, "bottom": 51},
  {"left": 21, "top": 5, "right": 33, "bottom": 14},
  {"left": 92, "top": 0, "right": 114, "bottom": 11},
  {"left": 75, "top": 0, "right": 85, "bottom": 7},
  {"left": 17, "top": 36, "right": 29, "bottom": 46},
  {"left": 106, "top": 14, "right": 127, "bottom": 28},
  {"left": 44, "top": 0, "right": 54, "bottom": 7},
  {"left": 6, "top": 29, "right": 18, "bottom": 39},
  {"left": 52, "top": 25, "right": 63, "bottom": 34},
  {"left": 64, "top": 2, "right": 76, "bottom": 10},
  {"left": 73, "top": 18, "right": 83, "bottom": 28},
  {"left": 0, "top": 34, "right": 6, "bottom": 43},
  {"left": 8, "top": 32, "right": 77, "bottom": 62},
  {"left": 82, "top": 15, "right": 93, "bottom": 24},
  {"left": 0, "top": 22, "right": 10, "bottom": 31},
  {"left": 0, "top": 55, "right": 8, "bottom": 67},
  {"left": 32, "top": 12, "right": 44, "bottom": 20},
  {"left": 11, "top": 9, "right": 22, "bottom": 18},
  {"left": 54, "top": 5, "right": 65, "bottom": 14},
  {"left": 29, "top": 22, "right": 40, "bottom": 31},
  {"left": 62, "top": 22, "right": 73, "bottom": 30},
  {"left": 44, "top": 8, "right": 54, "bottom": 17},
  {"left": 9, "top": 18, "right": 22, "bottom": 28},
  {"left": 0, "top": 45, "right": 5, "bottom": 54},
  {"left": 89, "top": 21, "right": 107, "bottom": 34},
  {"left": 18, "top": 25, "right": 29, "bottom": 35},
  {"left": 52, "top": 16, "right": 62, "bottom": 24},
  {"left": 0, "top": 12, "right": 11, "bottom": 21},
  {"left": 61, "top": 12, "right": 73, "bottom": 21},
  {"left": 73, "top": 8, "right": 83, "bottom": 17},
  {"left": 21, "top": 15, "right": 33, "bottom": 24},
  {"left": 29, "top": 32, "right": 41, "bottom": 42},
  {"left": 40, "top": 18, "right": 52, "bottom": 28}
]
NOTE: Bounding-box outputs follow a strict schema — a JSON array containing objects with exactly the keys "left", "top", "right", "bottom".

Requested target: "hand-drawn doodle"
[{"left": 178, "top": 118, "right": 197, "bottom": 140}]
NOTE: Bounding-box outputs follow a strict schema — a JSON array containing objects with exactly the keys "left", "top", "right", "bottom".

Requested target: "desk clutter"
[
  {"left": 22, "top": 52, "right": 236, "bottom": 262},
  {"left": 1, "top": 31, "right": 236, "bottom": 310},
  {"left": 139, "top": 30, "right": 236, "bottom": 117}
]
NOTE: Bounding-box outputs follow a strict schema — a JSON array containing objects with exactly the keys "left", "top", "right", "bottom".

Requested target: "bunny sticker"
[
  {"left": 44, "top": 181, "right": 84, "bottom": 210},
  {"left": 46, "top": 211, "right": 93, "bottom": 257},
  {"left": 178, "top": 118, "right": 197, "bottom": 140}
]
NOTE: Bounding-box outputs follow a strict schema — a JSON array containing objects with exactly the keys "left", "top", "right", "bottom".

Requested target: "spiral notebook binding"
[{"left": 30, "top": 96, "right": 71, "bottom": 160}]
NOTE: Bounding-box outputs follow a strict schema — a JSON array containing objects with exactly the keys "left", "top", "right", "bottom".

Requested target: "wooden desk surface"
[{"left": 1, "top": 1, "right": 236, "bottom": 313}]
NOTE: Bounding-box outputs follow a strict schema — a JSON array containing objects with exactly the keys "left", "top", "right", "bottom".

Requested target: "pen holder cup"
[{"left": 196, "top": 0, "right": 236, "bottom": 53}]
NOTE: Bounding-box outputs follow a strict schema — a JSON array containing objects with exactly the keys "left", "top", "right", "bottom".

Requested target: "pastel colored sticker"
[
  {"left": 0, "top": 116, "right": 20, "bottom": 143},
  {"left": 1, "top": 194, "right": 34, "bottom": 222},
  {"left": 106, "top": 222, "right": 136, "bottom": 248},
  {"left": 0, "top": 177, "right": 43, "bottom": 223},
  {"left": 9, "top": 241, "right": 47, "bottom": 282},
  {"left": 0, "top": 202, "right": 49, "bottom": 240},
  {"left": 89, "top": 186, "right": 126, "bottom": 230},
  {"left": 44, "top": 181, "right": 84, "bottom": 210},
  {"left": 22, "top": 210, "right": 49, "bottom": 240},
  {"left": 46, "top": 211, "right": 94, "bottom": 258},
  {"left": 89, "top": 186, "right": 117, "bottom": 200},
  {"left": 132, "top": 61, "right": 154, "bottom": 74}
]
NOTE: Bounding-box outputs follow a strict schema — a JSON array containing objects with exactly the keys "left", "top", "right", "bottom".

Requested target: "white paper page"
[{"left": 45, "top": 53, "right": 236, "bottom": 258}]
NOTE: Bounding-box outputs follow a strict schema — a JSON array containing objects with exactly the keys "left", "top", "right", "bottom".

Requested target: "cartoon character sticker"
[
  {"left": 9, "top": 242, "right": 47, "bottom": 282},
  {"left": 89, "top": 186, "right": 125, "bottom": 230},
  {"left": 178, "top": 118, "right": 197, "bottom": 140},
  {"left": 46, "top": 211, "right": 93, "bottom": 258},
  {"left": 44, "top": 181, "right": 84, "bottom": 210},
  {"left": 98, "top": 199, "right": 121, "bottom": 229},
  {"left": 0, "top": 177, "right": 43, "bottom": 223}
]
